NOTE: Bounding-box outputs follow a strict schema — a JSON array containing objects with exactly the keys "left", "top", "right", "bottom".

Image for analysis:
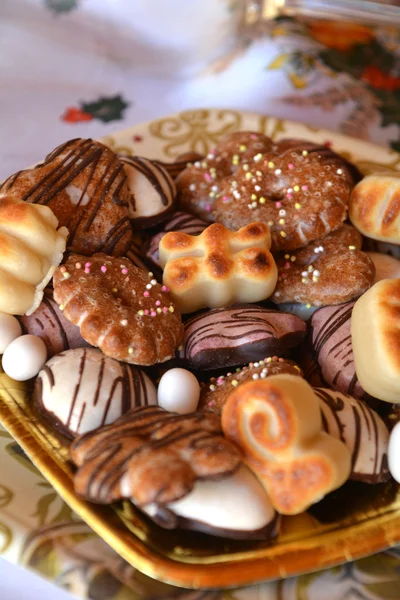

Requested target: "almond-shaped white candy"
[
  {"left": 388, "top": 421, "right": 400, "bottom": 484},
  {"left": 157, "top": 368, "right": 200, "bottom": 414},
  {"left": 351, "top": 279, "right": 400, "bottom": 403},
  {"left": 143, "top": 465, "right": 277, "bottom": 539},
  {"left": 366, "top": 252, "right": 400, "bottom": 283},
  {"left": 3, "top": 335, "right": 47, "bottom": 381},
  {"left": 315, "top": 388, "right": 389, "bottom": 483},
  {"left": 33, "top": 348, "right": 157, "bottom": 437},
  {"left": 121, "top": 156, "right": 176, "bottom": 227}
]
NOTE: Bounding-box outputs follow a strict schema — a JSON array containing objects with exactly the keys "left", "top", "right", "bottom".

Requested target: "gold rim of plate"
[{"left": 1, "top": 109, "right": 400, "bottom": 590}]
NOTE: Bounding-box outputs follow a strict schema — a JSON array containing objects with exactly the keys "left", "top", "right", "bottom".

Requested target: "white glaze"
[
  {"left": 388, "top": 421, "right": 400, "bottom": 484},
  {"left": 2, "top": 334, "right": 47, "bottom": 381},
  {"left": 0, "top": 313, "right": 22, "bottom": 354},
  {"left": 157, "top": 368, "right": 200, "bottom": 414}
]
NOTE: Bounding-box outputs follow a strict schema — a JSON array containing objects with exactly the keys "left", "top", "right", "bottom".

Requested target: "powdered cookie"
[
  {"left": 1, "top": 139, "right": 133, "bottom": 256},
  {"left": 53, "top": 253, "right": 183, "bottom": 365},
  {"left": 272, "top": 224, "right": 375, "bottom": 306}
]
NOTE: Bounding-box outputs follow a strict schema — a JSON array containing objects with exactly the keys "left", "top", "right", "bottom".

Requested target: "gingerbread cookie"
[
  {"left": 20, "top": 286, "right": 90, "bottom": 359},
  {"left": 1, "top": 139, "right": 133, "bottom": 256},
  {"left": 53, "top": 253, "right": 183, "bottom": 366},
  {"left": 159, "top": 222, "right": 277, "bottom": 313},
  {"left": 70, "top": 406, "right": 241, "bottom": 506},
  {"left": 349, "top": 174, "right": 400, "bottom": 244},
  {"left": 0, "top": 193, "right": 68, "bottom": 315},
  {"left": 351, "top": 278, "right": 400, "bottom": 403},
  {"left": 271, "top": 224, "right": 375, "bottom": 306},
  {"left": 309, "top": 301, "right": 365, "bottom": 398},
  {"left": 179, "top": 305, "right": 306, "bottom": 370},
  {"left": 145, "top": 211, "right": 207, "bottom": 271},
  {"left": 199, "top": 356, "right": 303, "bottom": 414},
  {"left": 34, "top": 348, "right": 157, "bottom": 437},
  {"left": 121, "top": 156, "right": 176, "bottom": 227},
  {"left": 315, "top": 388, "right": 389, "bottom": 483},
  {"left": 221, "top": 375, "right": 351, "bottom": 515}
]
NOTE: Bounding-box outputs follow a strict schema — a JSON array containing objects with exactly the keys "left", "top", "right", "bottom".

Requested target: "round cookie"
[
  {"left": 178, "top": 304, "right": 306, "bottom": 370},
  {"left": 199, "top": 356, "right": 303, "bottom": 414},
  {"left": 34, "top": 348, "right": 157, "bottom": 437},
  {"left": 121, "top": 156, "right": 176, "bottom": 227},
  {"left": 20, "top": 287, "right": 90, "bottom": 359},
  {"left": 53, "top": 253, "right": 184, "bottom": 366},
  {"left": 271, "top": 224, "right": 375, "bottom": 306},
  {"left": 309, "top": 301, "right": 365, "bottom": 398}
]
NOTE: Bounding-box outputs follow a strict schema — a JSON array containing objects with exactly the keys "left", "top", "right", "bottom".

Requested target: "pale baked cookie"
[
  {"left": 121, "top": 156, "right": 176, "bottom": 227},
  {"left": 53, "top": 253, "right": 183, "bottom": 366},
  {"left": 70, "top": 406, "right": 241, "bottom": 506},
  {"left": 1, "top": 139, "right": 133, "bottom": 256},
  {"left": 349, "top": 174, "right": 400, "bottom": 244},
  {"left": 366, "top": 252, "right": 400, "bottom": 283},
  {"left": 271, "top": 224, "right": 375, "bottom": 307},
  {"left": 221, "top": 375, "right": 351, "bottom": 515},
  {"left": 315, "top": 388, "right": 389, "bottom": 483},
  {"left": 159, "top": 221, "right": 277, "bottom": 313},
  {"left": 0, "top": 194, "right": 68, "bottom": 315},
  {"left": 34, "top": 348, "right": 157, "bottom": 438},
  {"left": 351, "top": 278, "right": 400, "bottom": 403}
]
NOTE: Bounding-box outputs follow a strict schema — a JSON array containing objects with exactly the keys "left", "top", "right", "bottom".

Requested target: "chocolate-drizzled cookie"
[
  {"left": 315, "top": 388, "right": 389, "bottom": 483},
  {"left": 179, "top": 305, "right": 306, "bottom": 370},
  {"left": 34, "top": 348, "right": 157, "bottom": 438},
  {"left": 1, "top": 139, "right": 133, "bottom": 257},
  {"left": 70, "top": 406, "right": 241, "bottom": 506}
]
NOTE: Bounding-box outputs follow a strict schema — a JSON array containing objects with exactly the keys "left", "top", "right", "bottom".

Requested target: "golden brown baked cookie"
[
  {"left": 271, "top": 224, "right": 375, "bottom": 306},
  {"left": 0, "top": 139, "right": 133, "bottom": 257},
  {"left": 53, "top": 253, "right": 183, "bottom": 366},
  {"left": 70, "top": 406, "right": 241, "bottom": 505}
]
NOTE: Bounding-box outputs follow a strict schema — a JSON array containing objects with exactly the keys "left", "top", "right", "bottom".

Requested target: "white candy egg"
[
  {"left": 158, "top": 368, "right": 200, "bottom": 414},
  {"left": 388, "top": 421, "right": 400, "bottom": 484},
  {"left": 2, "top": 335, "right": 47, "bottom": 381},
  {"left": 0, "top": 313, "right": 22, "bottom": 354}
]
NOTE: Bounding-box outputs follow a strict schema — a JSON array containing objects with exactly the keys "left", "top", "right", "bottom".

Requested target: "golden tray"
[{"left": 1, "top": 109, "right": 400, "bottom": 590}]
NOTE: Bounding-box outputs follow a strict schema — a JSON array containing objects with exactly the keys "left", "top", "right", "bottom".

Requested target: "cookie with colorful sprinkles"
[{"left": 53, "top": 253, "right": 184, "bottom": 365}]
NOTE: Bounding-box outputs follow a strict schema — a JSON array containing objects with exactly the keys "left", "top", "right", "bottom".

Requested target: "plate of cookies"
[{"left": 1, "top": 108, "right": 400, "bottom": 589}]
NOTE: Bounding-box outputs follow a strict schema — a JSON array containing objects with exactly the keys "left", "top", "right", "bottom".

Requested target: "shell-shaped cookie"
[
  {"left": 121, "top": 156, "right": 176, "bottom": 227},
  {"left": 33, "top": 348, "right": 157, "bottom": 437},
  {"left": 0, "top": 194, "right": 68, "bottom": 315},
  {"left": 315, "top": 388, "right": 389, "bottom": 483}
]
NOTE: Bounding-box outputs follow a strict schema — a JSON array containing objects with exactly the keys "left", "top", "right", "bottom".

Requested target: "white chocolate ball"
[
  {"left": 388, "top": 421, "right": 400, "bottom": 484},
  {"left": 157, "top": 368, "right": 200, "bottom": 414},
  {"left": 0, "top": 313, "right": 22, "bottom": 354},
  {"left": 2, "top": 335, "right": 47, "bottom": 381}
]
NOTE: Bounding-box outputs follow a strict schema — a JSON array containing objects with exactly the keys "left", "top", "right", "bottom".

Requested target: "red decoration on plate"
[{"left": 61, "top": 107, "right": 93, "bottom": 123}]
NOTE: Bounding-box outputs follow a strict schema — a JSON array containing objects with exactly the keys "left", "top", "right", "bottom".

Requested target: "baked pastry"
[
  {"left": 143, "top": 464, "right": 278, "bottom": 540},
  {"left": 20, "top": 286, "right": 90, "bottom": 359},
  {"left": 315, "top": 388, "right": 389, "bottom": 483},
  {"left": 70, "top": 406, "right": 241, "bottom": 506},
  {"left": 179, "top": 305, "right": 306, "bottom": 370},
  {"left": 309, "top": 301, "right": 365, "bottom": 398},
  {"left": 351, "top": 278, "right": 400, "bottom": 403},
  {"left": 366, "top": 252, "right": 400, "bottom": 282},
  {"left": 1, "top": 139, "right": 133, "bottom": 257},
  {"left": 159, "top": 222, "right": 278, "bottom": 313},
  {"left": 120, "top": 156, "right": 176, "bottom": 227},
  {"left": 145, "top": 211, "right": 207, "bottom": 271},
  {"left": 271, "top": 224, "right": 375, "bottom": 306},
  {"left": 34, "top": 348, "right": 157, "bottom": 437},
  {"left": 177, "top": 132, "right": 353, "bottom": 252},
  {"left": 221, "top": 375, "right": 351, "bottom": 515},
  {"left": 349, "top": 174, "right": 400, "bottom": 243},
  {"left": 199, "top": 356, "right": 303, "bottom": 413},
  {"left": 0, "top": 193, "right": 68, "bottom": 315},
  {"left": 53, "top": 253, "right": 183, "bottom": 366}
]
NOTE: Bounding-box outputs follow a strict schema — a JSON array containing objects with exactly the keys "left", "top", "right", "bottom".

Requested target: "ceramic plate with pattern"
[{"left": 1, "top": 109, "right": 400, "bottom": 590}]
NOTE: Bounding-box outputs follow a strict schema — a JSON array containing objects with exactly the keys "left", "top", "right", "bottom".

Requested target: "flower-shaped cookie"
[
  {"left": 70, "top": 406, "right": 242, "bottom": 506},
  {"left": 159, "top": 222, "right": 278, "bottom": 313},
  {"left": 1, "top": 139, "right": 133, "bottom": 257},
  {"left": 0, "top": 193, "right": 68, "bottom": 315},
  {"left": 53, "top": 253, "right": 183, "bottom": 365},
  {"left": 221, "top": 375, "right": 351, "bottom": 515}
]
